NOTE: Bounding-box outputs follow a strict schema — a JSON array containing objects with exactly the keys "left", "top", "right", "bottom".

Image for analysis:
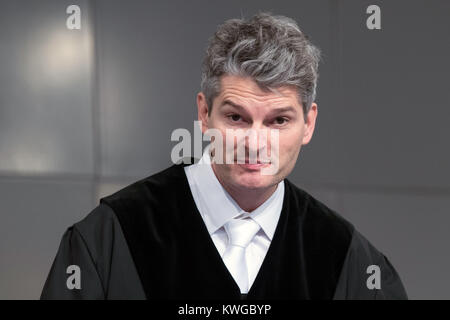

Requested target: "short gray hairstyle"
[{"left": 200, "top": 12, "right": 321, "bottom": 120}]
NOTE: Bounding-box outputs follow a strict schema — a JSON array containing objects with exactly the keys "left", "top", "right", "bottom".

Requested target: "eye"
[
  {"left": 229, "top": 114, "right": 242, "bottom": 122},
  {"left": 273, "top": 117, "right": 288, "bottom": 125}
]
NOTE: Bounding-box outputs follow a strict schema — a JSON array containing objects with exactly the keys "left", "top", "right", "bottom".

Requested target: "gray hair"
[{"left": 200, "top": 12, "right": 321, "bottom": 120}]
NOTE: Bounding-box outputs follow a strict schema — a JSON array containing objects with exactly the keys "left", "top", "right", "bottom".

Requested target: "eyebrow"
[
  {"left": 221, "top": 99, "right": 297, "bottom": 114},
  {"left": 221, "top": 99, "right": 246, "bottom": 111}
]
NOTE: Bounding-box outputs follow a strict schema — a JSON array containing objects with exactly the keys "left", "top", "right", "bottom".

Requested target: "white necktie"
[{"left": 222, "top": 217, "right": 261, "bottom": 293}]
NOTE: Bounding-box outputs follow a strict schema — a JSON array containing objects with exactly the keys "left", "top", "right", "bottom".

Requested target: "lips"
[
  {"left": 236, "top": 159, "right": 271, "bottom": 171},
  {"left": 235, "top": 158, "right": 271, "bottom": 165}
]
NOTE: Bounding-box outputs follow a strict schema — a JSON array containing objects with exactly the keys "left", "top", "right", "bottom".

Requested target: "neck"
[{"left": 211, "top": 164, "right": 278, "bottom": 212}]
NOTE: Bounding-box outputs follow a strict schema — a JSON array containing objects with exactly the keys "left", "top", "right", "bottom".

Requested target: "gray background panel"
[
  {"left": 0, "top": 0, "right": 95, "bottom": 175},
  {"left": 324, "top": 0, "right": 450, "bottom": 188}
]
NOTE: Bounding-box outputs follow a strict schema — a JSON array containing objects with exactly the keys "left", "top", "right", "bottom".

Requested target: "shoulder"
[
  {"left": 99, "top": 163, "right": 185, "bottom": 210},
  {"left": 92, "top": 163, "right": 191, "bottom": 243},
  {"left": 334, "top": 229, "right": 408, "bottom": 299},
  {"left": 70, "top": 164, "right": 184, "bottom": 242},
  {"left": 284, "top": 180, "right": 407, "bottom": 299},
  {"left": 285, "top": 179, "right": 355, "bottom": 253},
  {"left": 70, "top": 203, "right": 119, "bottom": 264}
]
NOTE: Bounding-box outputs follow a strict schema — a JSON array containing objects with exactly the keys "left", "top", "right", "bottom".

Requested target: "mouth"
[{"left": 236, "top": 158, "right": 271, "bottom": 170}]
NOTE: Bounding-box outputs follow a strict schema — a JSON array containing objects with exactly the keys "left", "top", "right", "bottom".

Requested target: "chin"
[{"left": 231, "top": 170, "right": 275, "bottom": 190}]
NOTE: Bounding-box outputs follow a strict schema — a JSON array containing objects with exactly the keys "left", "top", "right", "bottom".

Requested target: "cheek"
[
  {"left": 206, "top": 112, "right": 226, "bottom": 130},
  {"left": 205, "top": 119, "right": 227, "bottom": 145},
  {"left": 278, "top": 130, "right": 303, "bottom": 156}
]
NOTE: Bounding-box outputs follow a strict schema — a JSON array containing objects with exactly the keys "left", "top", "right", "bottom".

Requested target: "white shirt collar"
[{"left": 184, "top": 144, "right": 284, "bottom": 240}]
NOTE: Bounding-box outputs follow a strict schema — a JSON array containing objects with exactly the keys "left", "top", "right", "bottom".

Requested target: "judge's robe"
[{"left": 40, "top": 162, "right": 408, "bottom": 300}]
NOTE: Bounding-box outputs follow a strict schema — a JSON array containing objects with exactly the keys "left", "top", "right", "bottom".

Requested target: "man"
[{"left": 41, "top": 12, "right": 407, "bottom": 300}]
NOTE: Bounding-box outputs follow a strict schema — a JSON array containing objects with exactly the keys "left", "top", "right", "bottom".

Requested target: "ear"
[
  {"left": 302, "top": 102, "right": 318, "bottom": 145},
  {"left": 197, "top": 92, "right": 210, "bottom": 134}
]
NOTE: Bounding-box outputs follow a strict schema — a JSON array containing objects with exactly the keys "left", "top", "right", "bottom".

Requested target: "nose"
[{"left": 244, "top": 126, "right": 271, "bottom": 160}]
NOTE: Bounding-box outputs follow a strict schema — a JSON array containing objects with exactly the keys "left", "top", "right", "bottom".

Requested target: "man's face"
[{"left": 197, "top": 75, "right": 317, "bottom": 192}]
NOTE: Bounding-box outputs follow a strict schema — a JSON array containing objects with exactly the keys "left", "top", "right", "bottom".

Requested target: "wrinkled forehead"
[{"left": 216, "top": 75, "right": 302, "bottom": 110}]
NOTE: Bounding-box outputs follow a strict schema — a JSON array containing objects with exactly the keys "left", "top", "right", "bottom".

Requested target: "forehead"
[{"left": 217, "top": 75, "right": 301, "bottom": 107}]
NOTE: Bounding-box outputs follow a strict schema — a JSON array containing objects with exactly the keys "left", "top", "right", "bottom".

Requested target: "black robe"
[{"left": 40, "top": 162, "right": 408, "bottom": 300}]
